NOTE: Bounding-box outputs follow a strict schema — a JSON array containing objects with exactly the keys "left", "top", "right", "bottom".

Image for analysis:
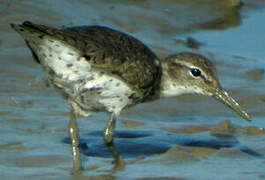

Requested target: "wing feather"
[{"left": 13, "top": 21, "right": 161, "bottom": 90}]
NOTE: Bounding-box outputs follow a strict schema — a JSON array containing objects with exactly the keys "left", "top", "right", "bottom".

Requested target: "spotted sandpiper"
[{"left": 11, "top": 21, "right": 251, "bottom": 172}]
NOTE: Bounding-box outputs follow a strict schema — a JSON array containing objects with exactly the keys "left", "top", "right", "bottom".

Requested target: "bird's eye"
[{"left": 190, "top": 68, "right": 201, "bottom": 77}]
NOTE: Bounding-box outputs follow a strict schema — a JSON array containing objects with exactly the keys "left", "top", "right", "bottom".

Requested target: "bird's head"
[{"left": 160, "top": 52, "right": 251, "bottom": 121}]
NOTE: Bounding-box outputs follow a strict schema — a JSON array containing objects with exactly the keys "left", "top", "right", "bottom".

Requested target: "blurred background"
[{"left": 0, "top": 0, "right": 264, "bottom": 179}]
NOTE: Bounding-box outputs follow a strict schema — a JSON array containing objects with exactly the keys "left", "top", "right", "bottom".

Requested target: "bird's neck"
[{"left": 158, "top": 62, "right": 188, "bottom": 98}]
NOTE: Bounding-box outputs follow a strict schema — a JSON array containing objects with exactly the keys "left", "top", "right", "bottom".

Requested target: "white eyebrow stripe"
[
  {"left": 173, "top": 60, "right": 213, "bottom": 83},
  {"left": 173, "top": 61, "right": 204, "bottom": 75}
]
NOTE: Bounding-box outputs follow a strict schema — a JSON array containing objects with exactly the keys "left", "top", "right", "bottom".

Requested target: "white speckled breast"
[{"left": 28, "top": 37, "right": 137, "bottom": 116}]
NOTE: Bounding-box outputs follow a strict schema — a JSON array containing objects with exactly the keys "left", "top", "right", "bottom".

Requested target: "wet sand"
[{"left": 0, "top": 0, "right": 265, "bottom": 179}]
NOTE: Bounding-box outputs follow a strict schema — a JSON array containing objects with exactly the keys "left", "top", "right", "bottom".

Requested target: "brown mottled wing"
[
  {"left": 61, "top": 25, "right": 161, "bottom": 90},
  {"left": 18, "top": 21, "right": 161, "bottom": 90}
]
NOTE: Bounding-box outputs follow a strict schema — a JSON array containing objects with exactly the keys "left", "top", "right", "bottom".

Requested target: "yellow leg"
[
  {"left": 103, "top": 113, "right": 125, "bottom": 170},
  {"left": 68, "top": 106, "right": 81, "bottom": 174}
]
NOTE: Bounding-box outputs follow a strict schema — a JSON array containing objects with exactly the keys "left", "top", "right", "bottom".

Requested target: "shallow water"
[{"left": 0, "top": 0, "right": 265, "bottom": 180}]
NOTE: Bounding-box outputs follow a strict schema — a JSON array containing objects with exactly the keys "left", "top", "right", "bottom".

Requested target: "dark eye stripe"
[{"left": 171, "top": 61, "right": 211, "bottom": 82}]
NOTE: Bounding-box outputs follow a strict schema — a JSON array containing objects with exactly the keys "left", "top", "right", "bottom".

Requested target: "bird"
[{"left": 10, "top": 21, "right": 251, "bottom": 173}]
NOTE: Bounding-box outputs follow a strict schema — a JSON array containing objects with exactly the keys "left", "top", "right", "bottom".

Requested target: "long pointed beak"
[{"left": 212, "top": 88, "right": 251, "bottom": 122}]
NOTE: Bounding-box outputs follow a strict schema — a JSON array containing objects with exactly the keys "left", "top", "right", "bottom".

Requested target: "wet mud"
[{"left": 0, "top": 0, "right": 265, "bottom": 179}]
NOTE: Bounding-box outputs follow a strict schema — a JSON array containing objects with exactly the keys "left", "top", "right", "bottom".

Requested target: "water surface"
[{"left": 0, "top": 0, "right": 264, "bottom": 179}]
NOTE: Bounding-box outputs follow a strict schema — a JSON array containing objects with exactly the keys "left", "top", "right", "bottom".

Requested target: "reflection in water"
[{"left": 63, "top": 130, "right": 264, "bottom": 159}]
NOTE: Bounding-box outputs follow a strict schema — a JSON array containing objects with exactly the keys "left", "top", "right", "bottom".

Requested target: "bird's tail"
[{"left": 10, "top": 21, "right": 56, "bottom": 37}]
